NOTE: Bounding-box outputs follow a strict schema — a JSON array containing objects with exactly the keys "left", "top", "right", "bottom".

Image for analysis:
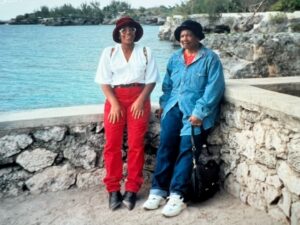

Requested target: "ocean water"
[{"left": 0, "top": 25, "right": 176, "bottom": 112}]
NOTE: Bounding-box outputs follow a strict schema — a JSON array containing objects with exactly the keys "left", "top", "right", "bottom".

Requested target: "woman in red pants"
[{"left": 95, "top": 16, "right": 160, "bottom": 211}]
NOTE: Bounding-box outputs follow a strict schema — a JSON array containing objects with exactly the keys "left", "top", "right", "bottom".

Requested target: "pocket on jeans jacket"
[{"left": 190, "top": 72, "right": 208, "bottom": 90}]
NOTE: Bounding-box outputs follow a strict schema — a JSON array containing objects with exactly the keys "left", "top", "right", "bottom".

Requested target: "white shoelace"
[
  {"left": 149, "top": 195, "right": 162, "bottom": 201},
  {"left": 166, "top": 195, "right": 184, "bottom": 206}
]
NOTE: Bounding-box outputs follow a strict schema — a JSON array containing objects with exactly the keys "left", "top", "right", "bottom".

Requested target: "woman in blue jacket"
[{"left": 143, "top": 20, "right": 225, "bottom": 217}]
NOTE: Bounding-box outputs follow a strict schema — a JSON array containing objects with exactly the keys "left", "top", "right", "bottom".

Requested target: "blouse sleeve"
[
  {"left": 144, "top": 47, "right": 160, "bottom": 84},
  {"left": 94, "top": 47, "right": 113, "bottom": 84}
]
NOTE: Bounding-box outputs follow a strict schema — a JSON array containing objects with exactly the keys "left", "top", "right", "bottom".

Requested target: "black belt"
[{"left": 113, "top": 83, "right": 145, "bottom": 88}]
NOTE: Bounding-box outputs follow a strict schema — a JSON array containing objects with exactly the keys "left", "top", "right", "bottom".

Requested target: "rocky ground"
[{"left": 0, "top": 185, "right": 284, "bottom": 225}]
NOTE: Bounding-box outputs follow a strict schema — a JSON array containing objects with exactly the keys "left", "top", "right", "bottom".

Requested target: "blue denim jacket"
[{"left": 159, "top": 45, "right": 225, "bottom": 136}]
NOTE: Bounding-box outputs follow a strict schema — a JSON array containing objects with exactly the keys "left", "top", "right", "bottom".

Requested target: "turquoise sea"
[{"left": 0, "top": 25, "right": 176, "bottom": 112}]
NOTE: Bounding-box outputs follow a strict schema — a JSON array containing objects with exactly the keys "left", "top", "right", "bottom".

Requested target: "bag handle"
[
  {"left": 191, "top": 125, "right": 212, "bottom": 158},
  {"left": 191, "top": 126, "right": 198, "bottom": 168}
]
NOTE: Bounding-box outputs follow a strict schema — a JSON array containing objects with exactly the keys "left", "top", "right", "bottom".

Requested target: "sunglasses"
[{"left": 119, "top": 27, "right": 137, "bottom": 34}]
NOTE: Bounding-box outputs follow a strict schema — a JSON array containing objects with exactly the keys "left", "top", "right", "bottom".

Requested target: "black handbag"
[{"left": 189, "top": 126, "right": 220, "bottom": 202}]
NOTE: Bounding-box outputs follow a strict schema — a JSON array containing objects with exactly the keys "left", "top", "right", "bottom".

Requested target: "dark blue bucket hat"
[{"left": 174, "top": 20, "right": 205, "bottom": 42}]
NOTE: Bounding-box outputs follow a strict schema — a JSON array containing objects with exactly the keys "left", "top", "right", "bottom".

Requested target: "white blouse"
[{"left": 95, "top": 43, "right": 160, "bottom": 85}]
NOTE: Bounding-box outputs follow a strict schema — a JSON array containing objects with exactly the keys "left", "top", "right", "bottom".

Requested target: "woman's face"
[
  {"left": 179, "top": 29, "right": 199, "bottom": 50},
  {"left": 119, "top": 26, "right": 136, "bottom": 44}
]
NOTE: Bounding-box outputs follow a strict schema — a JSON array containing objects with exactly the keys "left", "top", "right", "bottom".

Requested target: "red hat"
[{"left": 113, "top": 16, "right": 143, "bottom": 43}]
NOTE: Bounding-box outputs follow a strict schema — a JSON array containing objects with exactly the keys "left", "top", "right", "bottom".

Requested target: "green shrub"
[
  {"left": 269, "top": 12, "right": 288, "bottom": 24},
  {"left": 270, "top": 0, "right": 300, "bottom": 11},
  {"left": 290, "top": 23, "right": 300, "bottom": 32}
]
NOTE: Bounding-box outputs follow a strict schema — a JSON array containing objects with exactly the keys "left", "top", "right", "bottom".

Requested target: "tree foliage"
[
  {"left": 13, "top": 0, "right": 297, "bottom": 24},
  {"left": 271, "top": 0, "right": 300, "bottom": 11},
  {"left": 20, "top": 1, "right": 104, "bottom": 21},
  {"left": 176, "top": 0, "right": 298, "bottom": 14},
  {"left": 102, "top": 1, "right": 132, "bottom": 19}
]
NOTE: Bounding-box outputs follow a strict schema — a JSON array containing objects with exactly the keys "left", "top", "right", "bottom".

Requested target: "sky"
[{"left": 0, "top": 0, "right": 185, "bottom": 20}]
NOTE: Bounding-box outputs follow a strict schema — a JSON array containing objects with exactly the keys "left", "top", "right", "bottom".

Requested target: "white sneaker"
[
  {"left": 143, "top": 194, "right": 166, "bottom": 210},
  {"left": 161, "top": 194, "right": 186, "bottom": 217}
]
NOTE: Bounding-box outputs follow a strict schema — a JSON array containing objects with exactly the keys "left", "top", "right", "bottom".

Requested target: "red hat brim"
[{"left": 113, "top": 19, "right": 143, "bottom": 43}]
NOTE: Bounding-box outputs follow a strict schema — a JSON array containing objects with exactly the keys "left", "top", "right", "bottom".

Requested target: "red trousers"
[{"left": 103, "top": 86, "right": 150, "bottom": 193}]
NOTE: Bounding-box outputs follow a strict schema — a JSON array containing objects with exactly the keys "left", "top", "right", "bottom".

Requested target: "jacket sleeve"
[
  {"left": 192, "top": 54, "right": 225, "bottom": 120},
  {"left": 159, "top": 57, "right": 173, "bottom": 109}
]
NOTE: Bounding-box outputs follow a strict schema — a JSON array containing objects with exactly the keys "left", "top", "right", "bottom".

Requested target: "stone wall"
[
  {"left": 0, "top": 111, "right": 160, "bottom": 198},
  {"left": 0, "top": 122, "right": 105, "bottom": 197},
  {"left": 215, "top": 103, "right": 300, "bottom": 225},
  {"left": 0, "top": 77, "right": 299, "bottom": 224},
  {"left": 216, "top": 77, "right": 300, "bottom": 225}
]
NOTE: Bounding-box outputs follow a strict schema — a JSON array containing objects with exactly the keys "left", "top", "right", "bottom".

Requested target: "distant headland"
[{"left": 0, "top": 0, "right": 299, "bottom": 26}]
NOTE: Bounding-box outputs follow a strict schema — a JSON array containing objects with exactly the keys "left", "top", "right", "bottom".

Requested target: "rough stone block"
[
  {"left": 236, "top": 162, "right": 249, "bottom": 184},
  {"left": 268, "top": 207, "right": 289, "bottom": 225},
  {"left": 16, "top": 148, "right": 57, "bottom": 172},
  {"left": 0, "top": 134, "right": 32, "bottom": 159},
  {"left": 287, "top": 135, "right": 300, "bottom": 173},
  {"left": 253, "top": 123, "right": 265, "bottom": 146},
  {"left": 25, "top": 164, "right": 76, "bottom": 194},
  {"left": 224, "top": 174, "right": 240, "bottom": 198},
  {"left": 63, "top": 145, "right": 96, "bottom": 170},
  {"left": 249, "top": 164, "right": 267, "bottom": 182},
  {"left": 255, "top": 148, "right": 276, "bottom": 169},
  {"left": 264, "top": 185, "right": 281, "bottom": 204},
  {"left": 247, "top": 193, "right": 267, "bottom": 211},
  {"left": 76, "top": 169, "right": 103, "bottom": 189},
  {"left": 33, "top": 126, "right": 67, "bottom": 142},
  {"left": 266, "top": 175, "right": 282, "bottom": 189},
  {"left": 278, "top": 188, "right": 291, "bottom": 217},
  {"left": 291, "top": 202, "right": 300, "bottom": 225},
  {"left": 278, "top": 162, "right": 300, "bottom": 195}
]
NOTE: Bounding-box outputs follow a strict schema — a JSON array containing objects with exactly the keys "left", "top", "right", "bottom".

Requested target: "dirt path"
[{"left": 0, "top": 186, "right": 283, "bottom": 225}]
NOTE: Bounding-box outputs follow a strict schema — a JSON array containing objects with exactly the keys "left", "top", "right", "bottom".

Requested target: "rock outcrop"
[
  {"left": 159, "top": 12, "right": 300, "bottom": 79},
  {"left": 205, "top": 32, "right": 300, "bottom": 79}
]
